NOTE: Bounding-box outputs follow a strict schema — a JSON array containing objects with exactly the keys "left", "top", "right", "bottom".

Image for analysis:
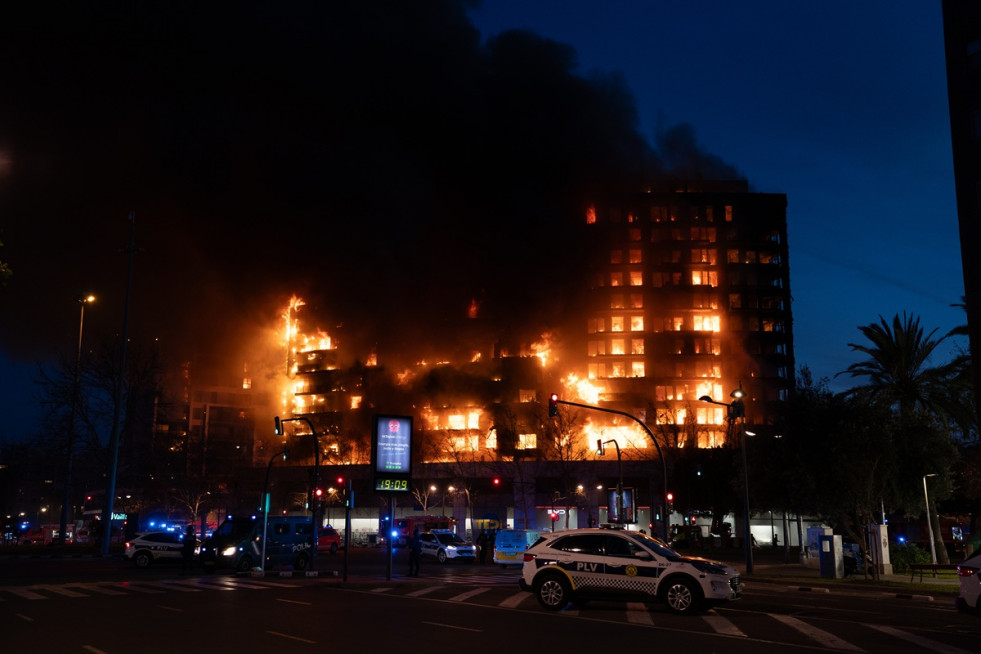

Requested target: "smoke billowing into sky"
[{"left": 0, "top": 1, "right": 739, "bottom": 382}]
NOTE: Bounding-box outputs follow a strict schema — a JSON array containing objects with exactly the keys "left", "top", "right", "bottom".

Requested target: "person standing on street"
[
  {"left": 476, "top": 529, "right": 489, "bottom": 564},
  {"left": 181, "top": 524, "right": 196, "bottom": 574},
  {"left": 408, "top": 528, "right": 422, "bottom": 576}
]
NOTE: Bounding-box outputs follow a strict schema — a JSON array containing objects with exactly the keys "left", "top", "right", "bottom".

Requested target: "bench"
[{"left": 909, "top": 563, "right": 959, "bottom": 582}]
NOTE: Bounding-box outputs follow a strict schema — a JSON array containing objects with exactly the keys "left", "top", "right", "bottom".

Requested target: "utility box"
[
  {"left": 819, "top": 534, "right": 844, "bottom": 578},
  {"left": 867, "top": 524, "right": 893, "bottom": 576}
]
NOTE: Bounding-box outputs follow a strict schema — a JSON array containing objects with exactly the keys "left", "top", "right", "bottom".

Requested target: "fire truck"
[{"left": 389, "top": 515, "right": 456, "bottom": 547}]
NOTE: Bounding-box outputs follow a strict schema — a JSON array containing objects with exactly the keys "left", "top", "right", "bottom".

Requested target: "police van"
[
  {"left": 520, "top": 527, "right": 741, "bottom": 614},
  {"left": 200, "top": 515, "right": 313, "bottom": 572},
  {"left": 492, "top": 528, "right": 545, "bottom": 567}
]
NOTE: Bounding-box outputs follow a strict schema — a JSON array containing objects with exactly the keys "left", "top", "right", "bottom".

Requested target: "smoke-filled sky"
[{"left": 0, "top": 1, "right": 966, "bottom": 439}]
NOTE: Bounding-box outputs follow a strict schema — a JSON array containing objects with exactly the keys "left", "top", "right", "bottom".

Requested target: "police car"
[
  {"left": 520, "top": 527, "right": 741, "bottom": 614},
  {"left": 419, "top": 529, "right": 477, "bottom": 563},
  {"left": 125, "top": 531, "right": 197, "bottom": 568}
]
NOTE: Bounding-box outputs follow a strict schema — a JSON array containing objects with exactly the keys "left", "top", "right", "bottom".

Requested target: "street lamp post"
[
  {"left": 596, "top": 439, "right": 624, "bottom": 524},
  {"left": 260, "top": 448, "right": 288, "bottom": 572},
  {"left": 59, "top": 294, "right": 94, "bottom": 545},
  {"left": 699, "top": 383, "right": 753, "bottom": 574},
  {"left": 274, "top": 416, "right": 321, "bottom": 571},
  {"left": 923, "top": 473, "right": 938, "bottom": 565}
]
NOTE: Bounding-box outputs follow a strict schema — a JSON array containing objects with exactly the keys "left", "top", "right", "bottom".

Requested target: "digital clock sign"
[
  {"left": 371, "top": 414, "right": 412, "bottom": 492},
  {"left": 374, "top": 477, "right": 410, "bottom": 492}
]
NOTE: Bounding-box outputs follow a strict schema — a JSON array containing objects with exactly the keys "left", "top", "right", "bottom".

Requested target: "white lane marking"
[
  {"left": 37, "top": 585, "right": 88, "bottom": 598},
  {"left": 702, "top": 614, "right": 747, "bottom": 637},
  {"left": 16, "top": 613, "right": 35, "bottom": 621},
  {"left": 64, "top": 583, "right": 126, "bottom": 596},
  {"left": 866, "top": 623, "right": 974, "bottom": 654},
  {"left": 407, "top": 586, "right": 441, "bottom": 597},
  {"left": 770, "top": 613, "right": 864, "bottom": 652},
  {"left": 4, "top": 588, "right": 47, "bottom": 600},
  {"left": 275, "top": 598, "right": 312, "bottom": 605},
  {"left": 450, "top": 587, "right": 491, "bottom": 602},
  {"left": 498, "top": 591, "right": 531, "bottom": 608},
  {"left": 625, "top": 602, "right": 654, "bottom": 625},
  {"left": 421, "top": 621, "right": 482, "bottom": 632},
  {"left": 267, "top": 630, "right": 316, "bottom": 644}
]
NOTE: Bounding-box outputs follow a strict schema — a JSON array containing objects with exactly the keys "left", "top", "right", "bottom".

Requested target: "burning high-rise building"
[{"left": 581, "top": 180, "right": 794, "bottom": 446}]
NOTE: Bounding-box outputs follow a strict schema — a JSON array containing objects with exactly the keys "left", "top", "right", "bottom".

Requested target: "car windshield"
[
  {"left": 435, "top": 532, "right": 465, "bottom": 545},
  {"left": 624, "top": 531, "right": 679, "bottom": 557}
]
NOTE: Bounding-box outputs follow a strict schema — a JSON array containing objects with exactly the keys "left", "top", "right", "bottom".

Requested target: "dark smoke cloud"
[{"left": 0, "top": 1, "right": 740, "bottom": 374}]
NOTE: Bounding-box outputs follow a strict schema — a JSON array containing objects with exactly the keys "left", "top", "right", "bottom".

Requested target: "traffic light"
[
  {"left": 492, "top": 477, "right": 501, "bottom": 488},
  {"left": 336, "top": 476, "right": 345, "bottom": 486},
  {"left": 314, "top": 488, "right": 324, "bottom": 499},
  {"left": 274, "top": 416, "right": 283, "bottom": 435},
  {"left": 596, "top": 438, "right": 605, "bottom": 456},
  {"left": 666, "top": 492, "right": 674, "bottom": 514},
  {"left": 549, "top": 511, "right": 559, "bottom": 524},
  {"left": 548, "top": 393, "right": 559, "bottom": 417}
]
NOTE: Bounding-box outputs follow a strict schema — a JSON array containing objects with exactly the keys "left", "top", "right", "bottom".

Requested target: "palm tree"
[{"left": 838, "top": 313, "right": 967, "bottom": 564}]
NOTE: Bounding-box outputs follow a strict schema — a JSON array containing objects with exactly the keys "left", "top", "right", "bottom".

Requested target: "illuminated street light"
[
  {"left": 923, "top": 473, "right": 938, "bottom": 564},
  {"left": 59, "top": 294, "right": 94, "bottom": 544},
  {"left": 699, "top": 382, "right": 753, "bottom": 574}
]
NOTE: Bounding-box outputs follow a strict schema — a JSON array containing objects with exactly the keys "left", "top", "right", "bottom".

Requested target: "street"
[{"left": 2, "top": 547, "right": 980, "bottom": 652}]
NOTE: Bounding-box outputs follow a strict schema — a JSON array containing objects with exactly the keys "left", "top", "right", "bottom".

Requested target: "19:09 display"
[{"left": 376, "top": 478, "right": 408, "bottom": 491}]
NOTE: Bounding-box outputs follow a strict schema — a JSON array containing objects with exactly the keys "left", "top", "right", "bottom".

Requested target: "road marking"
[
  {"left": 421, "top": 621, "right": 482, "bottom": 632},
  {"left": 770, "top": 613, "right": 864, "bottom": 652},
  {"left": 155, "top": 605, "right": 183, "bottom": 612},
  {"left": 275, "top": 598, "right": 311, "bottom": 605},
  {"left": 267, "top": 630, "right": 316, "bottom": 644},
  {"left": 498, "top": 591, "right": 530, "bottom": 608},
  {"left": 82, "top": 646, "right": 108, "bottom": 654},
  {"left": 449, "top": 587, "right": 491, "bottom": 602},
  {"left": 64, "top": 584, "right": 126, "bottom": 596},
  {"left": 625, "top": 602, "right": 654, "bottom": 625},
  {"left": 37, "top": 585, "right": 88, "bottom": 598},
  {"left": 866, "top": 624, "right": 974, "bottom": 654},
  {"left": 16, "top": 613, "right": 34, "bottom": 621},
  {"left": 407, "top": 586, "right": 441, "bottom": 597},
  {"left": 107, "top": 582, "right": 166, "bottom": 594},
  {"left": 4, "top": 588, "right": 47, "bottom": 600},
  {"left": 702, "top": 614, "right": 746, "bottom": 637}
]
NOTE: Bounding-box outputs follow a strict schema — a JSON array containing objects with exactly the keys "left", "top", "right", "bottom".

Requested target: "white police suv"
[
  {"left": 420, "top": 529, "right": 477, "bottom": 563},
  {"left": 520, "top": 527, "right": 741, "bottom": 614}
]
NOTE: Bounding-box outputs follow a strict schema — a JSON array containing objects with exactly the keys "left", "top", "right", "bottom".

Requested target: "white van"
[{"left": 492, "top": 528, "right": 545, "bottom": 567}]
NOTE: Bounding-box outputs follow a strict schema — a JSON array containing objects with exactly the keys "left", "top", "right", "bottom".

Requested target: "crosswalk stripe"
[
  {"left": 202, "top": 578, "right": 277, "bottom": 590},
  {"left": 407, "top": 586, "right": 441, "bottom": 597},
  {"left": 144, "top": 581, "right": 202, "bottom": 592},
  {"left": 498, "top": 591, "right": 531, "bottom": 608},
  {"left": 106, "top": 583, "right": 166, "bottom": 594},
  {"left": 702, "top": 614, "right": 746, "bottom": 637},
  {"left": 865, "top": 623, "right": 975, "bottom": 654},
  {"left": 770, "top": 613, "right": 864, "bottom": 652},
  {"left": 625, "top": 602, "right": 654, "bottom": 625},
  {"left": 449, "top": 587, "right": 491, "bottom": 602},
  {"left": 37, "top": 585, "right": 88, "bottom": 598},
  {"left": 4, "top": 588, "right": 47, "bottom": 600},
  {"left": 64, "top": 584, "right": 127, "bottom": 596}
]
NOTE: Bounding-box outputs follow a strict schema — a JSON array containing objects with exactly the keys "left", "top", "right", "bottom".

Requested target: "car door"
[
  {"left": 419, "top": 532, "right": 438, "bottom": 558},
  {"left": 548, "top": 534, "right": 609, "bottom": 593},
  {"left": 601, "top": 533, "right": 660, "bottom": 600}
]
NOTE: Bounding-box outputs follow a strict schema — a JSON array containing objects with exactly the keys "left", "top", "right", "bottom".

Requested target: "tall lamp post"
[
  {"left": 596, "top": 439, "right": 624, "bottom": 524},
  {"left": 699, "top": 382, "right": 753, "bottom": 574},
  {"left": 923, "top": 473, "right": 938, "bottom": 565},
  {"left": 59, "top": 294, "right": 94, "bottom": 544},
  {"left": 274, "top": 416, "right": 321, "bottom": 571},
  {"left": 260, "top": 448, "right": 289, "bottom": 572}
]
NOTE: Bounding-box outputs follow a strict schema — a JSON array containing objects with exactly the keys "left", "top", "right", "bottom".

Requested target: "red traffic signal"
[
  {"left": 548, "top": 393, "right": 559, "bottom": 417},
  {"left": 549, "top": 511, "right": 559, "bottom": 523},
  {"left": 336, "top": 476, "right": 345, "bottom": 485},
  {"left": 492, "top": 477, "right": 501, "bottom": 487},
  {"left": 314, "top": 488, "right": 324, "bottom": 498}
]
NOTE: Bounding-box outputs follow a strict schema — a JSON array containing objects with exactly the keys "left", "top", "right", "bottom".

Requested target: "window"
[
  {"left": 725, "top": 205, "right": 733, "bottom": 222},
  {"left": 554, "top": 534, "right": 605, "bottom": 555},
  {"left": 693, "top": 315, "right": 720, "bottom": 332},
  {"left": 651, "top": 206, "right": 668, "bottom": 222},
  {"left": 691, "top": 270, "right": 717, "bottom": 286},
  {"left": 665, "top": 316, "right": 684, "bottom": 331},
  {"left": 630, "top": 316, "right": 644, "bottom": 331},
  {"left": 631, "top": 361, "right": 645, "bottom": 377},
  {"left": 611, "top": 316, "right": 624, "bottom": 332},
  {"left": 691, "top": 248, "right": 717, "bottom": 264},
  {"left": 629, "top": 293, "right": 643, "bottom": 308},
  {"left": 610, "top": 362, "right": 626, "bottom": 377},
  {"left": 610, "top": 272, "right": 623, "bottom": 286},
  {"left": 628, "top": 228, "right": 641, "bottom": 241},
  {"left": 610, "top": 293, "right": 625, "bottom": 309},
  {"left": 629, "top": 271, "right": 644, "bottom": 286},
  {"left": 628, "top": 249, "right": 642, "bottom": 263},
  {"left": 631, "top": 339, "right": 645, "bottom": 355},
  {"left": 611, "top": 339, "right": 625, "bottom": 355},
  {"left": 588, "top": 340, "right": 606, "bottom": 356},
  {"left": 588, "top": 318, "right": 604, "bottom": 333},
  {"left": 610, "top": 250, "right": 623, "bottom": 264},
  {"left": 517, "top": 433, "right": 537, "bottom": 449}
]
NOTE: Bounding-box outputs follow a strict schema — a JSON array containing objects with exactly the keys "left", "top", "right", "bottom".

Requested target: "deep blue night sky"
[{"left": 0, "top": 1, "right": 967, "bottom": 440}]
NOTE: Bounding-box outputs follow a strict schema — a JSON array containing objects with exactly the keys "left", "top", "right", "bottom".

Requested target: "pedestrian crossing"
[{"left": 0, "top": 576, "right": 301, "bottom": 601}]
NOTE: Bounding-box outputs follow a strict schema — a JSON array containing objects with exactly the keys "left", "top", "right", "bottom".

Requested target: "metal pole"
[
  {"left": 260, "top": 449, "right": 287, "bottom": 572},
  {"left": 740, "top": 417, "right": 754, "bottom": 574},
  {"left": 923, "top": 474, "right": 937, "bottom": 564},
  {"left": 100, "top": 213, "right": 136, "bottom": 555},
  {"left": 60, "top": 295, "right": 92, "bottom": 544}
]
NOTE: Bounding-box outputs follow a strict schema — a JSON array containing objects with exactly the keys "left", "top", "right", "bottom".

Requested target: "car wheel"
[
  {"left": 133, "top": 551, "right": 152, "bottom": 568},
  {"left": 534, "top": 573, "right": 571, "bottom": 611},
  {"left": 330, "top": 543, "right": 338, "bottom": 555},
  {"left": 235, "top": 555, "right": 253, "bottom": 573},
  {"left": 294, "top": 553, "right": 309, "bottom": 570},
  {"left": 436, "top": 549, "right": 447, "bottom": 564},
  {"left": 662, "top": 576, "right": 704, "bottom": 615}
]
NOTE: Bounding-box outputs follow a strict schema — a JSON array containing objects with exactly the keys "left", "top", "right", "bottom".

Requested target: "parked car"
[
  {"left": 520, "top": 527, "right": 741, "bottom": 614},
  {"left": 420, "top": 529, "right": 476, "bottom": 563},
  {"left": 955, "top": 549, "right": 981, "bottom": 614},
  {"left": 125, "top": 531, "right": 198, "bottom": 568},
  {"left": 493, "top": 528, "right": 545, "bottom": 567},
  {"left": 318, "top": 527, "right": 341, "bottom": 554}
]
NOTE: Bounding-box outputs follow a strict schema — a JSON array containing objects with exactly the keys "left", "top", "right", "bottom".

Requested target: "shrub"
[{"left": 890, "top": 542, "right": 930, "bottom": 574}]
